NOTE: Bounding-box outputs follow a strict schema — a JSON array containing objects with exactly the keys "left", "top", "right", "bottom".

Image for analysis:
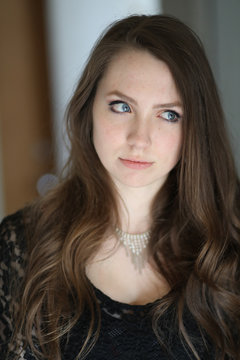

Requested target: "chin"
[{"left": 114, "top": 176, "right": 166, "bottom": 190}]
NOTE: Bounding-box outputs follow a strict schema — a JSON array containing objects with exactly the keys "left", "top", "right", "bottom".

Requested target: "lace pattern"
[{"left": 0, "top": 211, "right": 215, "bottom": 359}]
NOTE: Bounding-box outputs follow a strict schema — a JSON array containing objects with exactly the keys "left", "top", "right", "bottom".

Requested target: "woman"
[{"left": 1, "top": 14, "right": 240, "bottom": 360}]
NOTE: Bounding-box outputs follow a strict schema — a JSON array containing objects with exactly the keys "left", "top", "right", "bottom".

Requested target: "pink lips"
[{"left": 119, "top": 158, "right": 153, "bottom": 169}]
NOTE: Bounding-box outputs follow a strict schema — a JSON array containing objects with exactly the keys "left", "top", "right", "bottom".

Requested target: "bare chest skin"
[{"left": 85, "top": 236, "right": 170, "bottom": 305}]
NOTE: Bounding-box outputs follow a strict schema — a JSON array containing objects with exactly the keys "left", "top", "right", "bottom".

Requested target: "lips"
[{"left": 119, "top": 158, "right": 153, "bottom": 169}]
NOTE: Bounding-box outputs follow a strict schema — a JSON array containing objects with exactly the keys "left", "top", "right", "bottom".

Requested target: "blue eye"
[
  {"left": 161, "top": 110, "right": 180, "bottom": 122},
  {"left": 109, "top": 101, "right": 131, "bottom": 113}
]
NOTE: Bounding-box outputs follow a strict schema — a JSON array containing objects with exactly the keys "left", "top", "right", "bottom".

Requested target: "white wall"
[{"left": 45, "top": 0, "right": 162, "bottom": 172}]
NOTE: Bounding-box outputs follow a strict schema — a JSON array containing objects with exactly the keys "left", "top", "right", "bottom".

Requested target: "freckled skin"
[{"left": 93, "top": 49, "right": 182, "bottom": 193}]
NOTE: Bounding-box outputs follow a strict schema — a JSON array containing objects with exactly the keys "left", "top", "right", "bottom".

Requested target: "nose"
[{"left": 127, "top": 115, "right": 151, "bottom": 149}]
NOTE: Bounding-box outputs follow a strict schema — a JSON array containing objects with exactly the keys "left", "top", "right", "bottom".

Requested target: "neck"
[{"left": 115, "top": 182, "right": 160, "bottom": 233}]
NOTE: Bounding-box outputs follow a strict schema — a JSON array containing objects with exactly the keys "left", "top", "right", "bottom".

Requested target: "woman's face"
[{"left": 92, "top": 49, "right": 183, "bottom": 193}]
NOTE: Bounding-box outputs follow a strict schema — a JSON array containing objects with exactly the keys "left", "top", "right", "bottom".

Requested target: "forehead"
[
  {"left": 105, "top": 49, "right": 171, "bottom": 81},
  {"left": 97, "top": 49, "right": 180, "bottom": 103}
]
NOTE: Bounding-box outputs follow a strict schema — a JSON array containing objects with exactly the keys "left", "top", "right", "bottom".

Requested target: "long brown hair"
[{"left": 13, "top": 15, "right": 240, "bottom": 359}]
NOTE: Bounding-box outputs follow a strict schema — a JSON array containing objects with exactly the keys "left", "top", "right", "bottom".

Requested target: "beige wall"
[
  {"left": 0, "top": 122, "right": 5, "bottom": 220},
  {"left": 0, "top": 0, "right": 53, "bottom": 217}
]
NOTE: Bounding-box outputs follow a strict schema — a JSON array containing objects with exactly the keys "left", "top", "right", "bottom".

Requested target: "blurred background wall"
[
  {"left": 0, "top": 0, "right": 239, "bottom": 219},
  {"left": 0, "top": 1, "right": 54, "bottom": 218},
  {"left": 162, "top": 0, "right": 240, "bottom": 172}
]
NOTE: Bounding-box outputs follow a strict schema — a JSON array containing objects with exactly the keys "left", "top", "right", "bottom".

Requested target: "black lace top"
[{"left": 0, "top": 211, "right": 215, "bottom": 359}]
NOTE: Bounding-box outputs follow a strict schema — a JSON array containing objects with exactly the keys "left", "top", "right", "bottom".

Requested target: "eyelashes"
[
  {"left": 108, "top": 100, "right": 131, "bottom": 113},
  {"left": 108, "top": 100, "right": 181, "bottom": 122},
  {"left": 161, "top": 110, "right": 180, "bottom": 123}
]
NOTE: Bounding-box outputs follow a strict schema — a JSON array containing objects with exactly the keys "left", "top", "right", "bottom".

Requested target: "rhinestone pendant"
[{"left": 115, "top": 227, "right": 150, "bottom": 273}]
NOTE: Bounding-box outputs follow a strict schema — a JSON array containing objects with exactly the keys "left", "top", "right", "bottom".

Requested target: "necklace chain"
[{"left": 115, "top": 227, "right": 150, "bottom": 272}]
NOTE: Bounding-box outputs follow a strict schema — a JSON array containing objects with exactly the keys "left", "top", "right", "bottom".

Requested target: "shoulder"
[
  {"left": 0, "top": 208, "right": 30, "bottom": 302},
  {"left": 0, "top": 208, "right": 27, "bottom": 241},
  {"left": 0, "top": 208, "right": 29, "bottom": 279},
  {"left": 0, "top": 209, "right": 28, "bottom": 268},
  {"left": 0, "top": 209, "right": 30, "bottom": 357},
  {"left": 0, "top": 208, "right": 37, "bottom": 359}
]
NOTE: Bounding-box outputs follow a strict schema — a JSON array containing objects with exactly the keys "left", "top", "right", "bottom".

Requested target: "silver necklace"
[{"left": 115, "top": 227, "right": 150, "bottom": 272}]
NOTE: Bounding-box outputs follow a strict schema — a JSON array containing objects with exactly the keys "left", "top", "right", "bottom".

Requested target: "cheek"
[
  {"left": 93, "top": 119, "right": 121, "bottom": 156},
  {"left": 94, "top": 119, "right": 122, "bottom": 143},
  {"left": 171, "top": 132, "right": 182, "bottom": 157},
  {"left": 156, "top": 130, "right": 182, "bottom": 160}
]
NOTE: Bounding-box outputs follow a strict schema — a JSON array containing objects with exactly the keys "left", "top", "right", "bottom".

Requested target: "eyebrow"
[{"left": 106, "top": 90, "right": 182, "bottom": 109}]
